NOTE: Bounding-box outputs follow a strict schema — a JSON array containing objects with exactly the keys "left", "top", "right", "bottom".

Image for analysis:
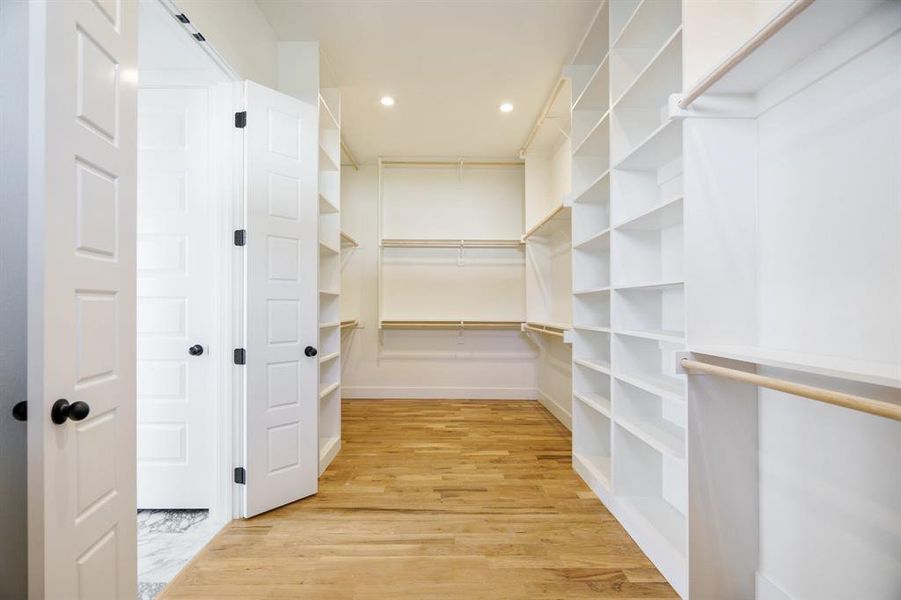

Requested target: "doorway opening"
[{"left": 135, "top": 1, "right": 238, "bottom": 595}]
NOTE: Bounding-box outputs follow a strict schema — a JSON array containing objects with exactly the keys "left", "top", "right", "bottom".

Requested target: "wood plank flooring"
[{"left": 160, "top": 400, "right": 677, "bottom": 599}]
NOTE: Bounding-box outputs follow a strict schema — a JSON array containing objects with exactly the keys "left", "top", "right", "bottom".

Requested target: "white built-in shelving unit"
[
  {"left": 376, "top": 159, "right": 526, "bottom": 330},
  {"left": 521, "top": 77, "right": 574, "bottom": 428},
  {"left": 318, "top": 85, "right": 342, "bottom": 475},
  {"left": 568, "top": 0, "right": 688, "bottom": 594}
]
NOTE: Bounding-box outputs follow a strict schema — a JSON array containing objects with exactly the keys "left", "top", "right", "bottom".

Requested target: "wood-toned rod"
[
  {"left": 522, "top": 204, "right": 568, "bottom": 241},
  {"left": 381, "top": 238, "right": 524, "bottom": 249},
  {"left": 381, "top": 320, "right": 522, "bottom": 330},
  {"left": 680, "top": 358, "right": 901, "bottom": 422},
  {"left": 678, "top": 0, "right": 815, "bottom": 109},
  {"left": 381, "top": 160, "right": 524, "bottom": 168},
  {"left": 520, "top": 76, "right": 568, "bottom": 155},
  {"left": 340, "top": 319, "right": 358, "bottom": 330},
  {"left": 523, "top": 324, "right": 565, "bottom": 338}
]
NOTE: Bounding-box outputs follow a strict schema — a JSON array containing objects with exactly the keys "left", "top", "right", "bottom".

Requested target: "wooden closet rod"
[
  {"left": 678, "top": 0, "right": 815, "bottom": 109},
  {"left": 381, "top": 238, "right": 524, "bottom": 248},
  {"left": 522, "top": 204, "right": 568, "bottom": 241},
  {"left": 340, "top": 319, "right": 358, "bottom": 330},
  {"left": 381, "top": 160, "right": 523, "bottom": 168},
  {"left": 381, "top": 320, "right": 522, "bottom": 330},
  {"left": 523, "top": 324, "right": 566, "bottom": 338},
  {"left": 520, "top": 76, "right": 567, "bottom": 156},
  {"left": 680, "top": 358, "right": 901, "bottom": 422}
]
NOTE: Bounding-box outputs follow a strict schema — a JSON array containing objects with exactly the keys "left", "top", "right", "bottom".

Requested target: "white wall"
[
  {"left": 0, "top": 0, "right": 29, "bottom": 596},
  {"left": 340, "top": 166, "right": 539, "bottom": 399},
  {"left": 175, "top": 0, "right": 278, "bottom": 87}
]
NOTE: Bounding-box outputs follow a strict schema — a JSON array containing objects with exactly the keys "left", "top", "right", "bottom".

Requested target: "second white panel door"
[{"left": 136, "top": 86, "right": 216, "bottom": 508}]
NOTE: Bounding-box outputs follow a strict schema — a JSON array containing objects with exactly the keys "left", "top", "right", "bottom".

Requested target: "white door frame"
[{"left": 147, "top": 0, "right": 245, "bottom": 524}]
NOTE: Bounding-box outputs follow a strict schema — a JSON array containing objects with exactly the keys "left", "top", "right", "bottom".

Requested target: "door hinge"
[
  {"left": 234, "top": 467, "right": 246, "bottom": 485},
  {"left": 192, "top": 32, "right": 206, "bottom": 42},
  {"left": 234, "top": 229, "right": 247, "bottom": 246},
  {"left": 234, "top": 348, "right": 246, "bottom": 365},
  {"left": 175, "top": 13, "right": 190, "bottom": 23},
  {"left": 235, "top": 111, "right": 247, "bottom": 128}
]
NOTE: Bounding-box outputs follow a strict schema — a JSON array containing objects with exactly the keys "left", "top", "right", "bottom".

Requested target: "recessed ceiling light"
[
  {"left": 380, "top": 96, "right": 396, "bottom": 107},
  {"left": 499, "top": 102, "right": 514, "bottom": 113}
]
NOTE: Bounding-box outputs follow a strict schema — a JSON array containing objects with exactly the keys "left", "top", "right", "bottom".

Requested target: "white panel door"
[
  {"left": 136, "top": 87, "right": 215, "bottom": 508},
  {"left": 243, "top": 81, "right": 319, "bottom": 517},
  {"left": 27, "top": 1, "right": 137, "bottom": 598}
]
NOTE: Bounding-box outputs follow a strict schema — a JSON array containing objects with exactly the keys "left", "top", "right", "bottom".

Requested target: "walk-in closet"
[{"left": 3, "top": 0, "right": 899, "bottom": 598}]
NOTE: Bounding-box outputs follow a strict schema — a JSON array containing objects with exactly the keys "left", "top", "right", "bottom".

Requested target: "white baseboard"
[
  {"left": 342, "top": 386, "right": 539, "bottom": 400},
  {"left": 756, "top": 572, "right": 793, "bottom": 600},
  {"left": 537, "top": 389, "right": 572, "bottom": 430}
]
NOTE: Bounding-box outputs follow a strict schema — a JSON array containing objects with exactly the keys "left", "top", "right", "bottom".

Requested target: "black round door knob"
[
  {"left": 304, "top": 346, "right": 318, "bottom": 357},
  {"left": 51, "top": 399, "right": 90, "bottom": 425},
  {"left": 12, "top": 401, "right": 27, "bottom": 422},
  {"left": 188, "top": 344, "right": 204, "bottom": 356}
]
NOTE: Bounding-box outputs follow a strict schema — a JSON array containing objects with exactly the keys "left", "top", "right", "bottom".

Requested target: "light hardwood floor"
[{"left": 160, "top": 400, "right": 677, "bottom": 599}]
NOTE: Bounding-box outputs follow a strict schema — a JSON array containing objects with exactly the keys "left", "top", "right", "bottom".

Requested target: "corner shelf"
[{"left": 522, "top": 204, "right": 571, "bottom": 242}]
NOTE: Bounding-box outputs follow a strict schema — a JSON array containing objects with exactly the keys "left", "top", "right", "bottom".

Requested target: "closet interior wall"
[{"left": 338, "top": 163, "right": 538, "bottom": 400}]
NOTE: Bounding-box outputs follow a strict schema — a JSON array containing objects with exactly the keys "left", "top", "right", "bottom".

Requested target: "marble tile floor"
[{"left": 137, "top": 509, "right": 222, "bottom": 600}]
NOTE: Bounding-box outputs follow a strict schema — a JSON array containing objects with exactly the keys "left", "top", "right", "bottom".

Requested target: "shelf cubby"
[
  {"left": 613, "top": 281, "right": 684, "bottom": 343},
  {"left": 572, "top": 328, "right": 610, "bottom": 368},
  {"left": 573, "top": 244, "right": 610, "bottom": 292},
  {"left": 573, "top": 288, "right": 610, "bottom": 329},
  {"left": 613, "top": 422, "right": 687, "bottom": 557},
  {"left": 613, "top": 334, "right": 684, "bottom": 401},
  {"left": 614, "top": 378, "right": 685, "bottom": 459},
  {"left": 573, "top": 401, "right": 612, "bottom": 489},
  {"left": 610, "top": 0, "right": 682, "bottom": 101},
  {"left": 320, "top": 290, "right": 339, "bottom": 323},
  {"left": 320, "top": 323, "right": 339, "bottom": 357},
  {"left": 611, "top": 221, "right": 683, "bottom": 288},
  {"left": 572, "top": 58, "right": 610, "bottom": 113}
]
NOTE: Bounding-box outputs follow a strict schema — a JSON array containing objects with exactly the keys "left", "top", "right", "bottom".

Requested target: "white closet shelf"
[
  {"left": 319, "top": 436, "right": 340, "bottom": 465},
  {"left": 573, "top": 228, "right": 610, "bottom": 250},
  {"left": 319, "top": 382, "right": 339, "bottom": 399},
  {"left": 568, "top": 169, "right": 611, "bottom": 205},
  {"left": 574, "top": 391, "right": 612, "bottom": 418},
  {"left": 616, "top": 328, "right": 685, "bottom": 345},
  {"left": 614, "top": 280, "right": 682, "bottom": 292},
  {"left": 614, "top": 118, "right": 681, "bottom": 171},
  {"left": 320, "top": 321, "right": 340, "bottom": 329},
  {"left": 319, "top": 145, "right": 340, "bottom": 172},
  {"left": 616, "top": 415, "right": 685, "bottom": 459},
  {"left": 611, "top": 0, "right": 680, "bottom": 51},
  {"left": 688, "top": 345, "right": 901, "bottom": 390},
  {"left": 522, "top": 204, "right": 571, "bottom": 241},
  {"left": 616, "top": 372, "right": 684, "bottom": 402},
  {"left": 319, "top": 240, "right": 339, "bottom": 254},
  {"left": 611, "top": 27, "right": 682, "bottom": 110},
  {"left": 617, "top": 495, "right": 686, "bottom": 559},
  {"left": 381, "top": 238, "right": 523, "bottom": 249},
  {"left": 319, "top": 94, "right": 339, "bottom": 130},
  {"left": 574, "top": 286, "right": 611, "bottom": 295},
  {"left": 523, "top": 322, "right": 570, "bottom": 338},
  {"left": 319, "top": 289, "right": 340, "bottom": 296},
  {"left": 340, "top": 231, "right": 359, "bottom": 248},
  {"left": 574, "top": 325, "right": 611, "bottom": 333},
  {"left": 319, "top": 193, "right": 339, "bottom": 214},
  {"left": 380, "top": 320, "right": 523, "bottom": 330},
  {"left": 572, "top": 110, "right": 611, "bottom": 157},
  {"left": 615, "top": 196, "right": 683, "bottom": 230},
  {"left": 339, "top": 319, "right": 359, "bottom": 330},
  {"left": 319, "top": 351, "right": 340, "bottom": 364},
  {"left": 572, "top": 56, "right": 610, "bottom": 112},
  {"left": 575, "top": 358, "right": 612, "bottom": 375},
  {"left": 574, "top": 453, "right": 611, "bottom": 490},
  {"left": 678, "top": 0, "right": 876, "bottom": 110}
]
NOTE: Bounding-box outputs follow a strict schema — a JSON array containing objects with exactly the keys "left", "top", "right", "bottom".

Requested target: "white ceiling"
[{"left": 255, "top": 0, "right": 598, "bottom": 163}]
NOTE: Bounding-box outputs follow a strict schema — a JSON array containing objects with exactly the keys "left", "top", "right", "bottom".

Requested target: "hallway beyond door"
[{"left": 159, "top": 400, "right": 677, "bottom": 599}]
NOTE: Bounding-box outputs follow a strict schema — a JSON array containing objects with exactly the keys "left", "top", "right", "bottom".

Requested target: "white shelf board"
[
  {"left": 689, "top": 345, "right": 901, "bottom": 390},
  {"left": 615, "top": 372, "right": 684, "bottom": 402},
  {"left": 319, "top": 145, "right": 340, "bottom": 172},
  {"left": 572, "top": 110, "right": 611, "bottom": 157},
  {"left": 575, "top": 358, "right": 612, "bottom": 375},
  {"left": 574, "top": 391, "right": 612, "bottom": 418},
  {"left": 573, "top": 228, "right": 610, "bottom": 250},
  {"left": 568, "top": 169, "right": 610, "bottom": 205},
  {"left": 614, "top": 118, "right": 681, "bottom": 171},
  {"left": 319, "top": 351, "right": 340, "bottom": 364},
  {"left": 574, "top": 325, "right": 611, "bottom": 333},
  {"left": 612, "top": 27, "right": 682, "bottom": 110},
  {"left": 616, "top": 415, "right": 685, "bottom": 459},
  {"left": 319, "top": 436, "right": 340, "bottom": 474},
  {"left": 319, "top": 94, "right": 339, "bottom": 130},
  {"left": 618, "top": 496, "right": 686, "bottom": 559},
  {"left": 319, "top": 289, "right": 340, "bottom": 296},
  {"left": 615, "top": 196, "right": 683, "bottom": 230},
  {"left": 613, "top": 280, "right": 682, "bottom": 292},
  {"left": 522, "top": 204, "right": 572, "bottom": 241},
  {"left": 319, "top": 240, "right": 339, "bottom": 255},
  {"left": 573, "top": 286, "right": 611, "bottom": 295},
  {"left": 319, "top": 382, "right": 339, "bottom": 400},
  {"left": 319, "top": 192, "right": 339, "bottom": 215},
  {"left": 572, "top": 56, "right": 610, "bottom": 112},
  {"left": 616, "top": 328, "right": 685, "bottom": 345},
  {"left": 681, "top": 0, "right": 882, "bottom": 104},
  {"left": 573, "top": 453, "right": 611, "bottom": 490},
  {"left": 320, "top": 321, "right": 340, "bottom": 329}
]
